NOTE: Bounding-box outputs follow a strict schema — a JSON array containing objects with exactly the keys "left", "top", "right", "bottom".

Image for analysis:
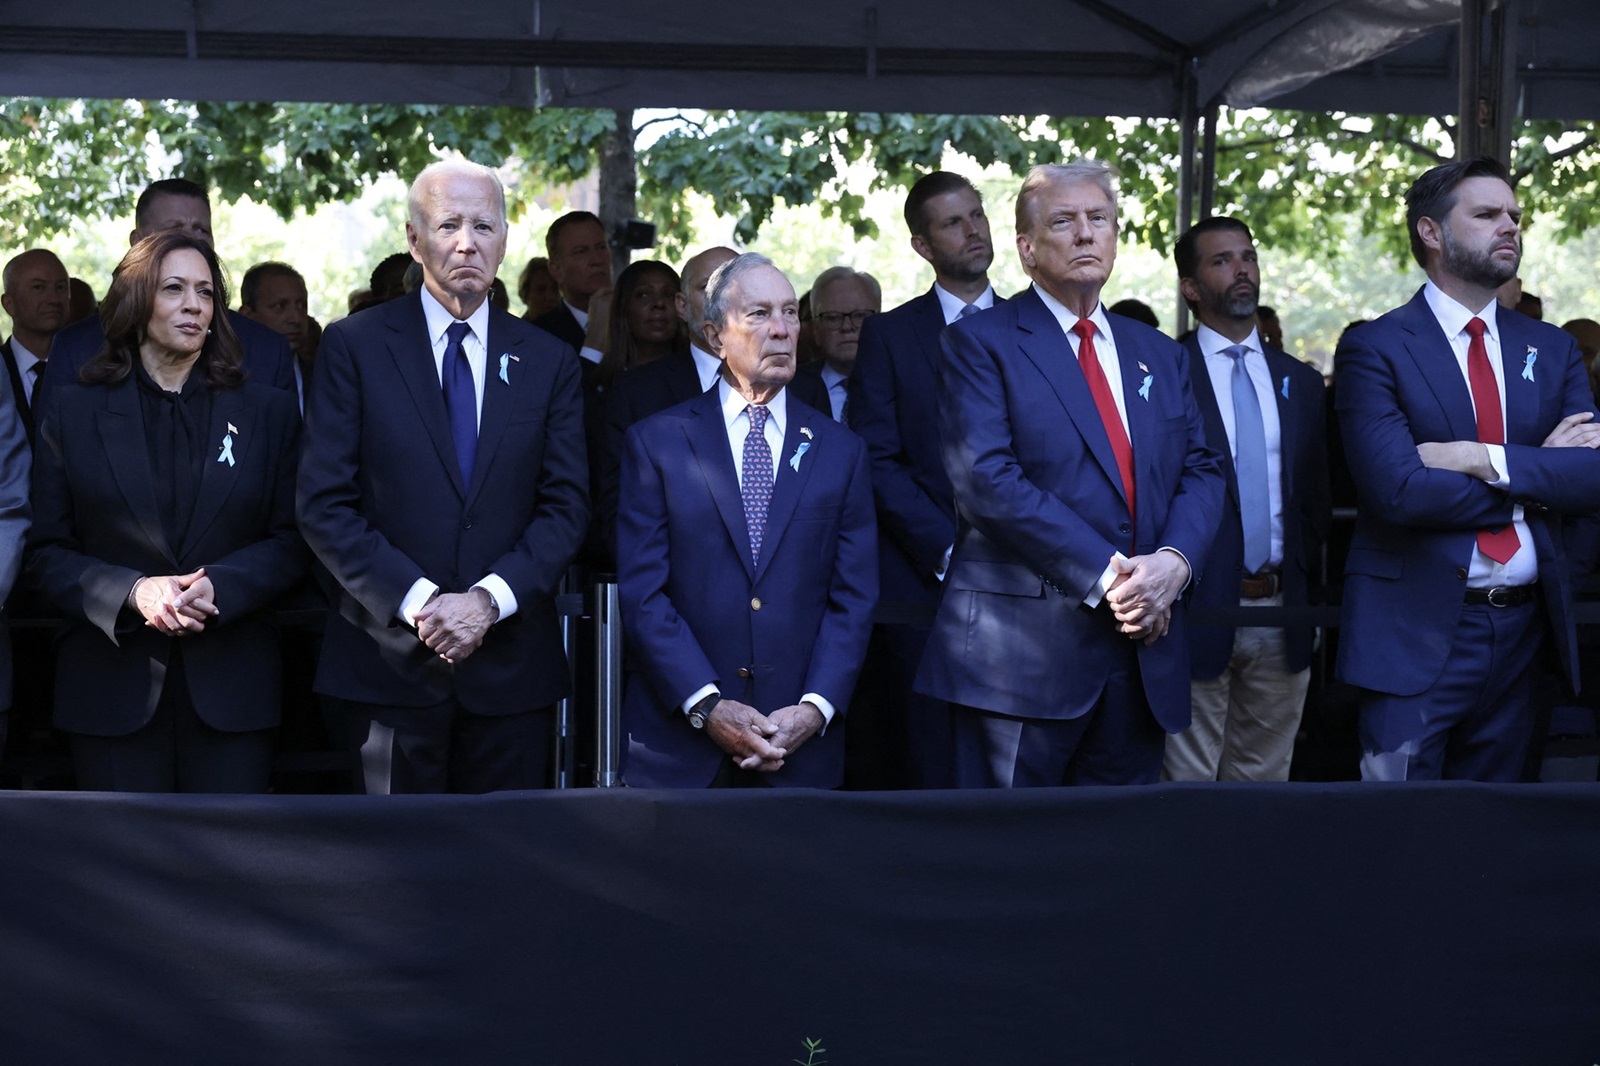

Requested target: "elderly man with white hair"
[{"left": 298, "top": 157, "right": 590, "bottom": 794}]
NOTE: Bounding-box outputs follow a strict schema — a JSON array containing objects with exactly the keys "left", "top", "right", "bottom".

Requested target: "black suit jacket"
[
  {"left": 26, "top": 376, "right": 306, "bottom": 735},
  {"left": 297, "top": 293, "right": 590, "bottom": 713}
]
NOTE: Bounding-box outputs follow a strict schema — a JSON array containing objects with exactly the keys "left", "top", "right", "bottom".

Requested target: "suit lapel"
[
  {"left": 753, "top": 401, "right": 819, "bottom": 580},
  {"left": 467, "top": 310, "right": 519, "bottom": 503},
  {"left": 98, "top": 379, "right": 178, "bottom": 568},
  {"left": 1189, "top": 339, "right": 1240, "bottom": 508},
  {"left": 910, "top": 289, "right": 945, "bottom": 379},
  {"left": 385, "top": 296, "right": 466, "bottom": 498},
  {"left": 668, "top": 350, "right": 702, "bottom": 404},
  {"left": 685, "top": 391, "right": 756, "bottom": 581},
  {"left": 181, "top": 389, "right": 252, "bottom": 557},
  {"left": 1015, "top": 292, "right": 1128, "bottom": 511},
  {"left": 1264, "top": 347, "right": 1299, "bottom": 502},
  {"left": 1395, "top": 289, "right": 1479, "bottom": 441},
  {"left": 1495, "top": 307, "right": 1542, "bottom": 445}
]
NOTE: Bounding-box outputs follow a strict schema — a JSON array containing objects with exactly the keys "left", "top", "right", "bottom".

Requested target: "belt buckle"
[{"left": 1486, "top": 586, "right": 1511, "bottom": 607}]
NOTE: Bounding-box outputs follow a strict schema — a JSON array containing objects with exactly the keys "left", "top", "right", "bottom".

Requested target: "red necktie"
[
  {"left": 1072, "top": 319, "right": 1135, "bottom": 530},
  {"left": 1465, "top": 316, "right": 1520, "bottom": 564}
]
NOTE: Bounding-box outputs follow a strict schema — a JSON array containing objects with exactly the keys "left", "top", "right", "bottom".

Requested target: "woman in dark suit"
[{"left": 27, "top": 231, "right": 307, "bottom": 792}]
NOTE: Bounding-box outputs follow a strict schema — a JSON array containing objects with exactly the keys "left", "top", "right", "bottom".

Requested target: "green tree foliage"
[{"left": 3, "top": 97, "right": 1598, "bottom": 264}]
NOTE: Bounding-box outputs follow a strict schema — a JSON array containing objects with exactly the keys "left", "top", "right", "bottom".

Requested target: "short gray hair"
[
  {"left": 407, "top": 157, "right": 508, "bottom": 231},
  {"left": 703, "top": 252, "right": 779, "bottom": 330},
  {"left": 1015, "top": 160, "right": 1119, "bottom": 232},
  {"left": 809, "top": 265, "right": 882, "bottom": 311}
]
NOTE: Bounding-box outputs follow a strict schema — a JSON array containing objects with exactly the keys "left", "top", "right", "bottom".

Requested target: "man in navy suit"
[
  {"left": 1336, "top": 156, "right": 1600, "bottom": 781},
  {"left": 794, "top": 266, "right": 881, "bottom": 422},
  {"left": 617, "top": 253, "right": 877, "bottom": 788},
  {"left": 42, "top": 179, "right": 295, "bottom": 404},
  {"left": 531, "top": 210, "right": 611, "bottom": 371},
  {"left": 298, "top": 158, "right": 589, "bottom": 794},
  {"left": 917, "top": 161, "right": 1225, "bottom": 787},
  {"left": 1166, "top": 218, "right": 1329, "bottom": 781},
  {"left": 846, "top": 171, "right": 1000, "bottom": 788}
]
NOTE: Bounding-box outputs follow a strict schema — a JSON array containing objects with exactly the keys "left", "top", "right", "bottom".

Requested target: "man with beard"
[
  {"left": 846, "top": 171, "right": 1001, "bottom": 787},
  {"left": 1336, "top": 156, "right": 1600, "bottom": 781},
  {"left": 1165, "top": 218, "right": 1329, "bottom": 781}
]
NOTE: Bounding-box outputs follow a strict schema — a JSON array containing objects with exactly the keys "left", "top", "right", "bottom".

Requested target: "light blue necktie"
[
  {"left": 1225, "top": 344, "right": 1270, "bottom": 574},
  {"left": 958, "top": 303, "right": 980, "bottom": 319}
]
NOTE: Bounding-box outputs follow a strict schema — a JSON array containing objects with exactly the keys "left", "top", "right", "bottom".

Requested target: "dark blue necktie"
[
  {"left": 1224, "top": 344, "right": 1270, "bottom": 574},
  {"left": 441, "top": 321, "right": 476, "bottom": 484}
]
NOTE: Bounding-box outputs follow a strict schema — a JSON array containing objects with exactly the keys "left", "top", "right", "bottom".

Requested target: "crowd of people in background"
[{"left": 1, "top": 150, "right": 1597, "bottom": 795}]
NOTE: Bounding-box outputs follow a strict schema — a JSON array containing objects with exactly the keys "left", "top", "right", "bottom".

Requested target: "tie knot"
[
  {"left": 1466, "top": 317, "right": 1487, "bottom": 341},
  {"left": 1072, "top": 318, "right": 1095, "bottom": 344},
  {"left": 1223, "top": 344, "right": 1249, "bottom": 362},
  {"left": 747, "top": 404, "right": 769, "bottom": 431},
  {"left": 958, "top": 303, "right": 980, "bottom": 319},
  {"left": 445, "top": 321, "right": 472, "bottom": 346}
]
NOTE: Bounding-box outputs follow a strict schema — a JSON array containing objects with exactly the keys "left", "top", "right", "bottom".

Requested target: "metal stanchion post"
[
  {"left": 594, "top": 580, "right": 623, "bottom": 787},
  {"left": 553, "top": 572, "right": 575, "bottom": 790}
]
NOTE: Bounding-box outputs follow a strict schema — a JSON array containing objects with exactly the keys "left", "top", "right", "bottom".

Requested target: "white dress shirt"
[
  {"left": 6, "top": 335, "right": 45, "bottom": 407},
  {"left": 689, "top": 343, "right": 722, "bottom": 392},
  {"left": 566, "top": 301, "right": 604, "bottom": 366},
  {"left": 395, "top": 288, "right": 519, "bottom": 625},
  {"left": 1197, "top": 324, "right": 1285, "bottom": 569},
  {"left": 1421, "top": 280, "right": 1536, "bottom": 587},
  {"left": 678, "top": 380, "right": 837, "bottom": 728},
  {"left": 934, "top": 282, "right": 997, "bottom": 323},
  {"left": 820, "top": 364, "right": 849, "bottom": 422}
]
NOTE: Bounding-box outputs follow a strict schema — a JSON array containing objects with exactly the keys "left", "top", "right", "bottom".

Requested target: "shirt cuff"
[
  {"left": 1483, "top": 443, "right": 1509, "bottom": 488},
  {"left": 681, "top": 683, "right": 719, "bottom": 717},
  {"left": 935, "top": 545, "right": 953, "bottom": 582},
  {"left": 579, "top": 346, "right": 604, "bottom": 366},
  {"left": 472, "top": 574, "right": 518, "bottom": 621},
  {"left": 398, "top": 578, "right": 440, "bottom": 626},
  {"left": 1083, "top": 552, "right": 1129, "bottom": 608},
  {"left": 1156, "top": 546, "right": 1194, "bottom": 593},
  {"left": 801, "top": 693, "right": 836, "bottom": 734}
]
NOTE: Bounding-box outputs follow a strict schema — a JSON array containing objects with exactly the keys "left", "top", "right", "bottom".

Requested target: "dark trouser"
[
  {"left": 846, "top": 623, "right": 960, "bottom": 790},
  {"left": 1358, "top": 600, "right": 1542, "bottom": 782},
  {"left": 344, "top": 699, "right": 555, "bottom": 794},
  {"left": 954, "top": 642, "right": 1164, "bottom": 787},
  {"left": 72, "top": 659, "right": 273, "bottom": 793}
]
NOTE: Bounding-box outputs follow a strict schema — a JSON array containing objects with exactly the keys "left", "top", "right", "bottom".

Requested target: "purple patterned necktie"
[{"left": 742, "top": 404, "right": 774, "bottom": 566}]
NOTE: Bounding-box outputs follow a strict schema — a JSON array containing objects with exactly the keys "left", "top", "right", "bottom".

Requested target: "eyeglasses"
[{"left": 815, "top": 310, "right": 877, "bottom": 330}]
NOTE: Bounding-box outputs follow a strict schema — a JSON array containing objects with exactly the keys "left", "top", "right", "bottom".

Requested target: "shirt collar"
[
  {"left": 934, "top": 282, "right": 996, "bottom": 324},
  {"left": 1423, "top": 279, "right": 1500, "bottom": 346},
  {"left": 820, "top": 364, "right": 848, "bottom": 390},
  {"left": 1033, "top": 283, "right": 1110, "bottom": 341},
  {"left": 718, "top": 376, "right": 787, "bottom": 438},
  {"left": 565, "top": 301, "right": 588, "bottom": 330},
  {"left": 689, "top": 343, "right": 722, "bottom": 391},
  {"left": 1197, "top": 323, "right": 1261, "bottom": 360},
  {"left": 420, "top": 287, "right": 491, "bottom": 349},
  {"left": 6, "top": 335, "right": 44, "bottom": 372}
]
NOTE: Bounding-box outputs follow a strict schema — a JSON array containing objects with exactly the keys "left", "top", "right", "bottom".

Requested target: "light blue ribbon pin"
[
  {"left": 790, "top": 441, "right": 811, "bottom": 472},
  {"left": 1281, "top": 375, "right": 1291, "bottom": 399},
  {"left": 498, "top": 352, "right": 516, "bottom": 385},
  {"left": 217, "top": 423, "right": 237, "bottom": 467},
  {"left": 1522, "top": 347, "right": 1537, "bottom": 382},
  {"left": 1138, "top": 374, "right": 1153, "bottom": 402}
]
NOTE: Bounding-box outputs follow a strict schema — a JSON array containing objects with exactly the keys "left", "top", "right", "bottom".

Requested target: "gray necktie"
[{"left": 1224, "top": 344, "right": 1270, "bottom": 573}]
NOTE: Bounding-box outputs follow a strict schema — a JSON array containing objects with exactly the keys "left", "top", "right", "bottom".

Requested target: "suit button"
[
  {"left": 463, "top": 514, "right": 474, "bottom": 530},
  {"left": 1456, "top": 567, "right": 1468, "bottom": 580},
  {"left": 1119, "top": 523, "right": 1131, "bottom": 534},
  {"left": 750, "top": 597, "right": 762, "bottom": 611},
  {"left": 737, "top": 667, "right": 752, "bottom": 678}
]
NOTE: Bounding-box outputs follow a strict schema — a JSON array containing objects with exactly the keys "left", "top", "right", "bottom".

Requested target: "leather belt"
[
  {"left": 1240, "top": 569, "right": 1280, "bottom": 600},
  {"left": 1464, "top": 585, "right": 1538, "bottom": 607}
]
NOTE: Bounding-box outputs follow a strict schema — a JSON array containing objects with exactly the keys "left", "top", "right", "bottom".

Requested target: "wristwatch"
[
  {"left": 688, "top": 691, "right": 721, "bottom": 730},
  {"left": 474, "top": 586, "right": 500, "bottom": 623}
]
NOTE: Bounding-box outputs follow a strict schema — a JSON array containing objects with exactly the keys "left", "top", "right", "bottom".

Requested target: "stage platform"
[{"left": 2, "top": 784, "right": 1597, "bottom": 1065}]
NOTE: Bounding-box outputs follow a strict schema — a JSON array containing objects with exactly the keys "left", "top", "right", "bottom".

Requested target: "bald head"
[
  {"left": 678, "top": 246, "right": 739, "bottom": 340},
  {"left": 2, "top": 249, "right": 70, "bottom": 351}
]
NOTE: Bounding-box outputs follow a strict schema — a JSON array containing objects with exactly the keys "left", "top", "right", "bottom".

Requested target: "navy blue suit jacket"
[
  {"left": 297, "top": 292, "right": 590, "bottom": 712},
  {"left": 28, "top": 376, "right": 305, "bottom": 735},
  {"left": 1185, "top": 336, "right": 1330, "bottom": 678},
  {"left": 846, "top": 287, "right": 962, "bottom": 611},
  {"left": 44, "top": 310, "right": 295, "bottom": 405},
  {"left": 617, "top": 386, "right": 878, "bottom": 788},
  {"left": 916, "top": 288, "right": 1226, "bottom": 732},
  {"left": 1336, "top": 288, "right": 1600, "bottom": 695}
]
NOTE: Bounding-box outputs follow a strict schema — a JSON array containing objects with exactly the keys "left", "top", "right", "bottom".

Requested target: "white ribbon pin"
[{"left": 217, "top": 423, "right": 238, "bottom": 467}]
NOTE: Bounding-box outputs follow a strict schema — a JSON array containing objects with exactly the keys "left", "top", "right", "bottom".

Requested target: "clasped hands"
[
  {"left": 1416, "top": 411, "right": 1600, "bottom": 479},
  {"left": 416, "top": 588, "right": 498, "bottom": 664},
  {"left": 131, "top": 567, "right": 217, "bottom": 636},
  {"left": 1105, "top": 550, "right": 1190, "bottom": 646},
  {"left": 704, "top": 699, "right": 823, "bottom": 773}
]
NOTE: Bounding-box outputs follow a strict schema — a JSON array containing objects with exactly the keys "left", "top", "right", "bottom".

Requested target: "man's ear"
[
  {"left": 1016, "top": 233, "right": 1036, "bottom": 270},
  {"left": 910, "top": 233, "right": 934, "bottom": 266},
  {"left": 1178, "top": 277, "right": 1200, "bottom": 308},
  {"left": 1416, "top": 216, "right": 1444, "bottom": 256},
  {"left": 702, "top": 320, "right": 722, "bottom": 355}
]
